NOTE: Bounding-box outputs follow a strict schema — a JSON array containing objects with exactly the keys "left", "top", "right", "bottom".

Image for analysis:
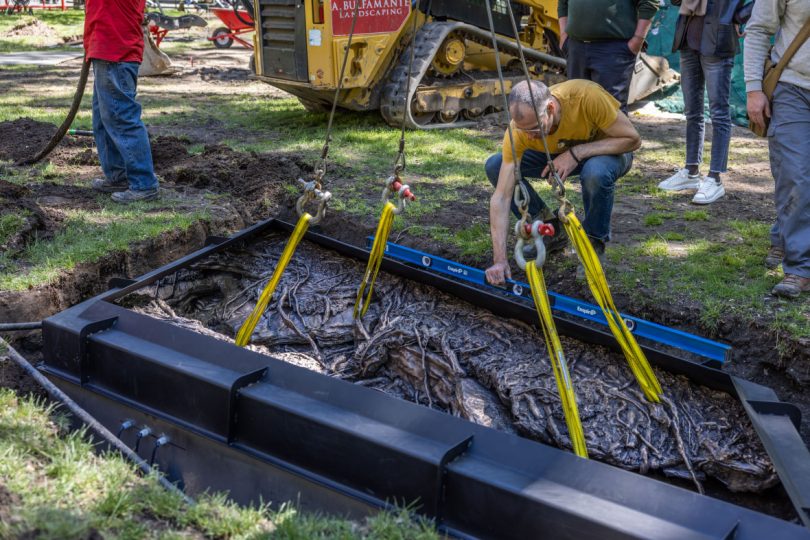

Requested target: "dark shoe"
[
  {"left": 765, "top": 245, "right": 784, "bottom": 269},
  {"left": 543, "top": 217, "right": 569, "bottom": 254},
  {"left": 92, "top": 177, "right": 128, "bottom": 193},
  {"left": 772, "top": 274, "right": 810, "bottom": 299},
  {"left": 576, "top": 239, "right": 605, "bottom": 281},
  {"left": 111, "top": 188, "right": 159, "bottom": 204}
]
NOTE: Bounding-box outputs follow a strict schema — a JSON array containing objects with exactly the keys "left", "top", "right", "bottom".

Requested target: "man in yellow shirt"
[{"left": 485, "top": 79, "right": 641, "bottom": 284}]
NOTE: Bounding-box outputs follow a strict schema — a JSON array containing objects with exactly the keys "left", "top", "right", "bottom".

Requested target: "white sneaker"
[
  {"left": 692, "top": 177, "right": 725, "bottom": 204},
  {"left": 658, "top": 168, "right": 700, "bottom": 191}
]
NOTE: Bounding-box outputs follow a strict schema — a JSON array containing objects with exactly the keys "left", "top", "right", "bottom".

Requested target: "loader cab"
[{"left": 253, "top": 0, "right": 415, "bottom": 109}]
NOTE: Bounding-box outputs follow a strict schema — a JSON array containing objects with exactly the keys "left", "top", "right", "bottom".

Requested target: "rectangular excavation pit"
[{"left": 41, "top": 218, "right": 810, "bottom": 538}]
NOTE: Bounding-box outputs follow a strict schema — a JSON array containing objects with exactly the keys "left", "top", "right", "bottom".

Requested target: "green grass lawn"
[{"left": 0, "top": 385, "right": 439, "bottom": 539}]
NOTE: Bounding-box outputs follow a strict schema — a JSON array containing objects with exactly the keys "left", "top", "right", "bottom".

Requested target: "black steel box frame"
[{"left": 41, "top": 218, "right": 810, "bottom": 538}]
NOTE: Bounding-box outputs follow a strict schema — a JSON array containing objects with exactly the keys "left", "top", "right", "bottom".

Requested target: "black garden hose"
[
  {"left": 15, "top": 58, "right": 91, "bottom": 166},
  {"left": 0, "top": 322, "right": 42, "bottom": 331}
]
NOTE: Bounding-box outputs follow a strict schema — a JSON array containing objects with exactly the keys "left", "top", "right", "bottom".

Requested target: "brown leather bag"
[{"left": 750, "top": 17, "right": 810, "bottom": 137}]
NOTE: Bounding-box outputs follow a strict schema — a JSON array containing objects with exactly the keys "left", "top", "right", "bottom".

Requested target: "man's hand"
[
  {"left": 560, "top": 31, "right": 568, "bottom": 49},
  {"left": 542, "top": 150, "right": 578, "bottom": 183},
  {"left": 747, "top": 90, "right": 770, "bottom": 133},
  {"left": 486, "top": 260, "right": 511, "bottom": 286},
  {"left": 627, "top": 35, "right": 644, "bottom": 55}
]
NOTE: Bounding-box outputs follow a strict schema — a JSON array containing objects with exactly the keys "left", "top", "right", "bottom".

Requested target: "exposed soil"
[
  {"left": 0, "top": 481, "right": 21, "bottom": 528},
  {"left": 0, "top": 179, "right": 45, "bottom": 254},
  {"left": 0, "top": 118, "right": 67, "bottom": 164},
  {"left": 155, "top": 143, "right": 311, "bottom": 221}
]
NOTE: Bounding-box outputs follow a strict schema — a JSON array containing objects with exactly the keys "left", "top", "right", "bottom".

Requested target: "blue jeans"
[
  {"left": 565, "top": 38, "right": 637, "bottom": 113},
  {"left": 679, "top": 48, "right": 733, "bottom": 174},
  {"left": 769, "top": 83, "right": 810, "bottom": 279},
  {"left": 485, "top": 150, "right": 633, "bottom": 243},
  {"left": 92, "top": 60, "right": 158, "bottom": 191}
]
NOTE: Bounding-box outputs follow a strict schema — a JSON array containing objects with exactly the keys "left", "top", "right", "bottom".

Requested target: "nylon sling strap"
[
  {"left": 235, "top": 2, "right": 362, "bottom": 346},
  {"left": 482, "top": 0, "right": 588, "bottom": 457},
  {"left": 502, "top": 0, "right": 662, "bottom": 403},
  {"left": 353, "top": 7, "right": 422, "bottom": 319}
]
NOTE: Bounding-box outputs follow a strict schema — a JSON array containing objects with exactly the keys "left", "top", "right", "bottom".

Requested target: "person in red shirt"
[{"left": 84, "top": 0, "right": 159, "bottom": 202}]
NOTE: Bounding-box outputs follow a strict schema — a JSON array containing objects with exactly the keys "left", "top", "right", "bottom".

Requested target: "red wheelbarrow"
[{"left": 208, "top": 7, "right": 254, "bottom": 49}]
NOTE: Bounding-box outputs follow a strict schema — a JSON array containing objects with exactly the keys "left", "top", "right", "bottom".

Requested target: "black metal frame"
[{"left": 41, "top": 218, "right": 810, "bottom": 537}]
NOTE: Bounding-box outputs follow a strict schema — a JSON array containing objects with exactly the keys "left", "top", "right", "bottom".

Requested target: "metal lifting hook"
[
  {"left": 514, "top": 219, "right": 555, "bottom": 270},
  {"left": 381, "top": 175, "right": 416, "bottom": 215},
  {"left": 296, "top": 179, "right": 332, "bottom": 225}
]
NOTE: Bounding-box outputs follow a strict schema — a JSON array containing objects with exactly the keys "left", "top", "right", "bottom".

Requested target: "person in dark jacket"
[
  {"left": 84, "top": 0, "right": 159, "bottom": 203},
  {"left": 558, "top": 0, "right": 659, "bottom": 112},
  {"left": 658, "top": 0, "right": 749, "bottom": 205}
]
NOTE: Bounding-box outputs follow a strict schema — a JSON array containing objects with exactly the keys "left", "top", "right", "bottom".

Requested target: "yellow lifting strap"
[
  {"left": 561, "top": 213, "right": 663, "bottom": 402},
  {"left": 526, "top": 260, "right": 589, "bottom": 458},
  {"left": 354, "top": 201, "right": 396, "bottom": 319},
  {"left": 234, "top": 213, "right": 312, "bottom": 347}
]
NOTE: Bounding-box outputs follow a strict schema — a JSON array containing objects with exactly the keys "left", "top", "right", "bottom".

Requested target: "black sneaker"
[
  {"left": 91, "top": 177, "right": 128, "bottom": 193},
  {"left": 111, "top": 188, "right": 159, "bottom": 204}
]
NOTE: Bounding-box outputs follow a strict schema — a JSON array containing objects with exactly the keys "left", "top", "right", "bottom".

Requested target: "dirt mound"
[
  {"left": 67, "top": 148, "right": 98, "bottom": 166},
  {"left": 150, "top": 136, "right": 190, "bottom": 169},
  {"left": 161, "top": 144, "right": 311, "bottom": 219},
  {"left": 0, "top": 119, "right": 57, "bottom": 163},
  {"left": 5, "top": 19, "right": 57, "bottom": 39}
]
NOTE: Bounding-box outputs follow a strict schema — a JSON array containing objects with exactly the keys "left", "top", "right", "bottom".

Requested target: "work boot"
[
  {"left": 543, "top": 216, "right": 569, "bottom": 254},
  {"left": 765, "top": 245, "right": 784, "bottom": 269},
  {"left": 576, "top": 239, "right": 605, "bottom": 281},
  {"left": 771, "top": 274, "right": 810, "bottom": 299},
  {"left": 91, "top": 177, "right": 128, "bottom": 193},
  {"left": 111, "top": 188, "right": 159, "bottom": 204}
]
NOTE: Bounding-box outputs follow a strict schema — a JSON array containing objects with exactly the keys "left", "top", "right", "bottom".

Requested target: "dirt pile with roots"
[
  {"left": 4, "top": 19, "right": 57, "bottom": 39},
  {"left": 124, "top": 232, "right": 780, "bottom": 498}
]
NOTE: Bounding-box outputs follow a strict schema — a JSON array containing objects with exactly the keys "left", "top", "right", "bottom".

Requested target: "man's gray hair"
[{"left": 508, "top": 80, "right": 551, "bottom": 121}]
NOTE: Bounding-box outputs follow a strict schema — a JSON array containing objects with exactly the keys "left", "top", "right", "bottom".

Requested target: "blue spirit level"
[{"left": 369, "top": 238, "right": 731, "bottom": 366}]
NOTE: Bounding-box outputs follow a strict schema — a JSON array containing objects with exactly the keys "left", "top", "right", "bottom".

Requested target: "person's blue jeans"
[
  {"left": 485, "top": 150, "right": 633, "bottom": 243},
  {"left": 565, "top": 38, "right": 637, "bottom": 113},
  {"left": 679, "top": 48, "right": 733, "bottom": 174},
  {"left": 768, "top": 82, "right": 810, "bottom": 279},
  {"left": 92, "top": 59, "right": 158, "bottom": 191}
]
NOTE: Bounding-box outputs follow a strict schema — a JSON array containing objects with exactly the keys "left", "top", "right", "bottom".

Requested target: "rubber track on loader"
[{"left": 379, "top": 21, "right": 565, "bottom": 130}]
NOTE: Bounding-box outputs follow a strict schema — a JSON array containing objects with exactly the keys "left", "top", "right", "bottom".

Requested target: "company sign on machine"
[{"left": 332, "top": 0, "right": 410, "bottom": 35}]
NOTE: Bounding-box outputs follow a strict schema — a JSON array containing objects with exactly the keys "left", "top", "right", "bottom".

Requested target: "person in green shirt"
[{"left": 558, "top": 0, "right": 659, "bottom": 111}]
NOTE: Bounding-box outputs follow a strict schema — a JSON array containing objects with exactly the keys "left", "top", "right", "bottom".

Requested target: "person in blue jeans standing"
[
  {"left": 658, "top": 0, "right": 751, "bottom": 204},
  {"left": 84, "top": 0, "right": 159, "bottom": 203}
]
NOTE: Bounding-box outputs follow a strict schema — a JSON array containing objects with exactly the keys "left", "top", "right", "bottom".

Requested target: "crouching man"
[{"left": 485, "top": 79, "right": 641, "bottom": 285}]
